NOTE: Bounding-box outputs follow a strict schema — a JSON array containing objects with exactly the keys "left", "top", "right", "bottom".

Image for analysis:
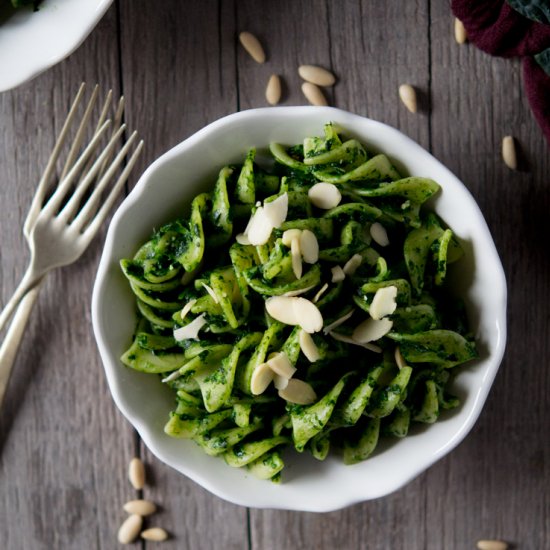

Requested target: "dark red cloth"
[{"left": 452, "top": 0, "right": 550, "bottom": 146}]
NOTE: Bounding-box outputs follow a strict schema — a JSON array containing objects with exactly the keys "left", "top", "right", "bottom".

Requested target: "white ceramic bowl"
[
  {"left": 0, "top": 0, "right": 113, "bottom": 93},
  {"left": 92, "top": 107, "right": 507, "bottom": 512}
]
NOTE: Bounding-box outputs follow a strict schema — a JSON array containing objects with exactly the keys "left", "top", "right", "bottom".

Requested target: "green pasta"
[{"left": 120, "top": 123, "right": 478, "bottom": 481}]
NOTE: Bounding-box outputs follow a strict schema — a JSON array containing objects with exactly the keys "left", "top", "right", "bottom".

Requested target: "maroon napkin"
[{"left": 452, "top": 0, "right": 550, "bottom": 146}]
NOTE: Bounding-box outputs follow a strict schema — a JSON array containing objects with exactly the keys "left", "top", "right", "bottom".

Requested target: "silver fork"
[{"left": 0, "top": 83, "right": 144, "bottom": 406}]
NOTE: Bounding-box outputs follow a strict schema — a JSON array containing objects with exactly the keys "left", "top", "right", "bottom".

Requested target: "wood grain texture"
[
  {"left": 0, "top": 6, "right": 136, "bottom": 550},
  {"left": 0, "top": 0, "right": 548, "bottom": 548}
]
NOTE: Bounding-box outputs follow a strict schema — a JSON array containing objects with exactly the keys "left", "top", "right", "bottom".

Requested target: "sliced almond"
[
  {"left": 399, "top": 84, "right": 417, "bottom": 113},
  {"left": 370, "top": 222, "right": 389, "bottom": 247},
  {"left": 180, "top": 299, "right": 197, "bottom": 322},
  {"left": 266, "top": 296, "right": 323, "bottom": 332},
  {"left": 369, "top": 285, "right": 398, "bottom": 320},
  {"left": 235, "top": 233, "right": 251, "bottom": 245},
  {"left": 263, "top": 192, "right": 288, "bottom": 227},
  {"left": 299, "top": 229, "right": 319, "bottom": 264},
  {"left": 266, "top": 74, "right": 281, "bottom": 105},
  {"left": 201, "top": 282, "right": 219, "bottom": 304},
  {"left": 299, "top": 329, "right": 321, "bottom": 362},
  {"left": 394, "top": 346, "right": 407, "bottom": 369},
  {"left": 283, "top": 284, "right": 316, "bottom": 297},
  {"left": 173, "top": 314, "right": 207, "bottom": 341},
  {"left": 352, "top": 317, "right": 393, "bottom": 343},
  {"left": 267, "top": 352, "right": 297, "bottom": 378},
  {"left": 298, "top": 65, "right": 336, "bottom": 87},
  {"left": 329, "top": 331, "right": 382, "bottom": 353},
  {"left": 291, "top": 237, "right": 303, "bottom": 279},
  {"left": 250, "top": 362, "right": 275, "bottom": 395},
  {"left": 454, "top": 18, "right": 468, "bottom": 44},
  {"left": 278, "top": 378, "right": 317, "bottom": 404},
  {"left": 331, "top": 265, "right": 345, "bottom": 283},
  {"left": 239, "top": 31, "right": 266, "bottom": 63},
  {"left": 292, "top": 297, "right": 323, "bottom": 333},
  {"left": 312, "top": 282, "right": 329, "bottom": 303},
  {"left": 343, "top": 253, "right": 362, "bottom": 276},
  {"left": 308, "top": 182, "right": 342, "bottom": 209},
  {"left": 301, "top": 82, "right": 328, "bottom": 106},
  {"left": 128, "top": 457, "right": 145, "bottom": 490},
  {"left": 123, "top": 499, "right": 156, "bottom": 517},
  {"left": 476, "top": 541, "right": 508, "bottom": 550},
  {"left": 247, "top": 206, "right": 273, "bottom": 245},
  {"left": 118, "top": 514, "right": 143, "bottom": 544},
  {"left": 323, "top": 309, "right": 355, "bottom": 334},
  {"left": 502, "top": 136, "right": 517, "bottom": 170},
  {"left": 273, "top": 373, "right": 289, "bottom": 390},
  {"left": 282, "top": 228, "right": 302, "bottom": 246},
  {"left": 265, "top": 296, "right": 299, "bottom": 325},
  {"left": 141, "top": 527, "right": 169, "bottom": 542}
]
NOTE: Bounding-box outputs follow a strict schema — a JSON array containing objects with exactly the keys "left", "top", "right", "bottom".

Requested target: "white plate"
[
  {"left": 0, "top": 0, "right": 113, "bottom": 92},
  {"left": 92, "top": 107, "right": 507, "bottom": 512}
]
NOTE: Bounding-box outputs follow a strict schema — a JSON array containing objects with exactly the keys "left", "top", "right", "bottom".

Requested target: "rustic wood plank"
[
  {"left": 117, "top": 2, "right": 249, "bottom": 548},
  {"left": 240, "top": 1, "right": 431, "bottom": 548},
  {"left": 0, "top": 5, "right": 138, "bottom": 550},
  {"left": 426, "top": 4, "right": 550, "bottom": 550}
]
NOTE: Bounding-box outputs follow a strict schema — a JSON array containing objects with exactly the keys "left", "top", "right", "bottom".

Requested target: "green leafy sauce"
[{"left": 120, "top": 123, "right": 478, "bottom": 481}]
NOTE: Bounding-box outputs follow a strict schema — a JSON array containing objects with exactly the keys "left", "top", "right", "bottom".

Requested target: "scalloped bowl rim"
[{"left": 92, "top": 107, "right": 507, "bottom": 512}]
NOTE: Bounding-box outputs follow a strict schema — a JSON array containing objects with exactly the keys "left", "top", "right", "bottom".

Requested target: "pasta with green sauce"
[{"left": 120, "top": 123, "right": 477, "bottom": 482}]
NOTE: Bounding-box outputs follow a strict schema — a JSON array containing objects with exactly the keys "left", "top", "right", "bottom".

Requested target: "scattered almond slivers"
[
  {"left": 329, "top": 331, "right": 382, "bottom": 353},
  {"left": 141, "top": 527, "right": 169, "bottom": 542},
  {"left": 239, "top": 31, "right": 266, "bottom": 63},
  {"left": 267, "top": 352, "right": 297, "bottom": 379},
  {"left": 291, "top": 237, "right": 303, "bottom": 279},
  {"left": 369, "top": 285, "right": 397, "bottom": 320},
  {"left": 128, "top": 457, "right": 145, "bottom": 490},
  {"left": 173, "top": 313, "right": 207, "bottom": 341},
  {"left": 263, "top": 193, "right": 289, "bottom": 227},
  {"left": 399, "top": 84, "right": 417, "bottom": 113},
  {"left": 343, "top": 253, "right": 362, "bottom": 276},
  {"left": 282, "top": 284, "right": 316, "bottom": 297},
  {"left": 180, "top": 299, "right": 197, "bottom": 321},
  {"left": 394, "top": 346, "right": 407, "bottom": 369},
  {"left": 118, "top": 514, "right": 143, "bottom": 545},
  {"left": 323, "top": 309, "right": 355, "bottom": 334},
  {"left": 265, "top": 296, "right": 323, "bottom": 333},
  {"left": 331, "top": 265, "right": 345, "bottom": 282},
  {"left": 299, "top": 230, "right": 319, "bottom": 264},
  {"left": 308, "top": 182, "right": 342, "bottom": 209},
  {"left": 282, "top": 228, "right": 302, "bottom": 246},
  {"left": 123, "top": 499, "right": 156, "bottom": 516},
  {"left": 370, "top": 222, "right": 389, "bottom": 247},
  {"left": 352, "top": 317, "right": 393, "bottom": 343},
  {"left": 201, "top": 282, "right": 219, "bottom": 304},
  {"left": 278, "top": 378, "right": 317, "bottom": 404},
  {"left": 273, "top": 372, "right": 290, "bottom": 390},
  {"left": 250, "top": 362, "right": 275, "bottom": 395},
  {"left": 312, "top": 282, "right": 329, "bottom": 303},
  {"left": 299, "top": 329, "right": 321, "bottom": 362},
  {"left": 245, "top": 193, "right": 289, "bottom": 245}
]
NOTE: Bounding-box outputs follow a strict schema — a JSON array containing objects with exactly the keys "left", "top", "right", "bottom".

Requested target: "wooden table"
[{"left": 1, "top": 2, "right": 548, "bottom": 548}]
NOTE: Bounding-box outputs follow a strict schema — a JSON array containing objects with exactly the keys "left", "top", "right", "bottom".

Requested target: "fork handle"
[
  {"left": 0, "top": 280, "right": 43, "bottom": 409},
  {"left": 0, "top": 266, "right": 43, "bottom": 333}
]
